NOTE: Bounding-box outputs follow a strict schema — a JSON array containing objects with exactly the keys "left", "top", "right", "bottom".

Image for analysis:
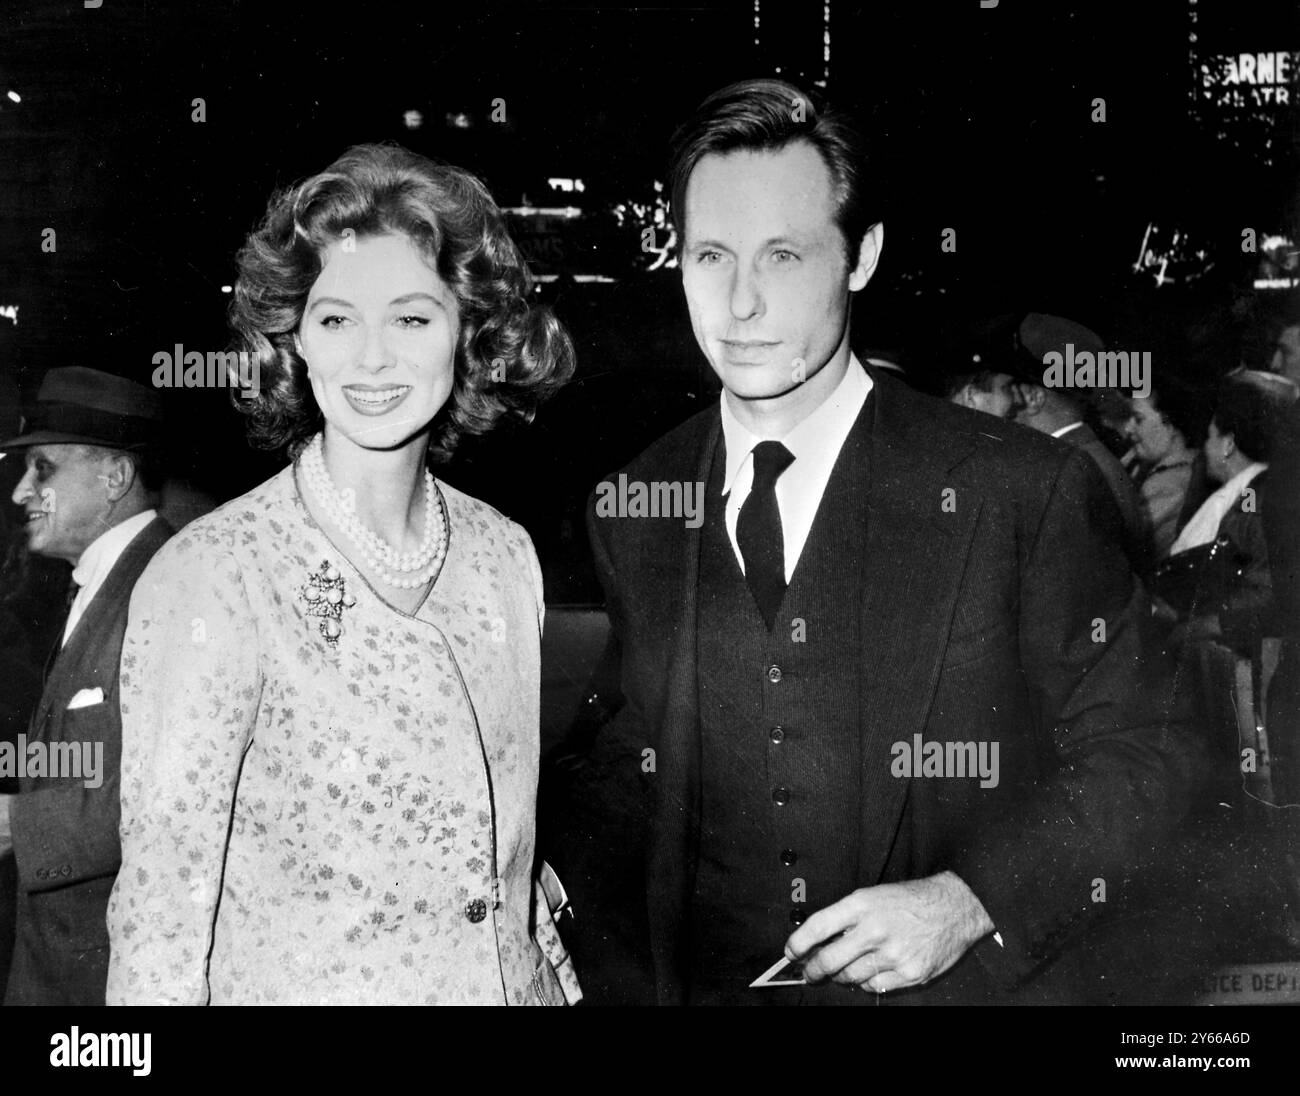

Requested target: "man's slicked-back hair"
[{"left": 667, "top": 78, "right": 879, "bottom": 264}]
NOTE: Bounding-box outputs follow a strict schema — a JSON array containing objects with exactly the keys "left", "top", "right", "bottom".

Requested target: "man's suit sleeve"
[
  {"left": 584, "top": 490, "right": 657, "bottom": 751},
  {"left": 585, "top": 493, "right": 632, "bottom": 727},
  {"left": 954, "top": 449, "right": 1207, "bottom": 984},
  {"left": 9, "top": 713, "right": 122, "bottom": 892}
]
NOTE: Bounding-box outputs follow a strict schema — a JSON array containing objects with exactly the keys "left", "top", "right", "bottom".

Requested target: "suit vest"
[{"left": 689, "top": 398, "right": 874, "bottom": 1003}]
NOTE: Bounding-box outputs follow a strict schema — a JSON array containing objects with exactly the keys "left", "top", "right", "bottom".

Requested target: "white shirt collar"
[
  {"left": 1168, "top": 463, "right": 1267, "bottom": 556},
  {"left": 65, "top": 509, "right": 157, "bottom": 644},
  {"left": 1051, "top": 421, "right": 1085, "bottom": 439},
  {"left": 720, "top": 354, "right": 873, "bottom": 497},
  {"left": 718, "top": 355, "right": 873, "bottom": 584}
]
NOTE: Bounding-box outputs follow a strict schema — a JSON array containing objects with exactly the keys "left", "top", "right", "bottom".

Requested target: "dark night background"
[{"left": 0, "top": 0, "right": 1296, "bottom": 598}]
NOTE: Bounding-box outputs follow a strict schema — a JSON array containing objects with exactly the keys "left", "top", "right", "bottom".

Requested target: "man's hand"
[
  {"left": 0, "top": 793, "right": 13, "bottom": 858},
  {"left": 784, "top": 871, "right": 994, "bottom": 994}
]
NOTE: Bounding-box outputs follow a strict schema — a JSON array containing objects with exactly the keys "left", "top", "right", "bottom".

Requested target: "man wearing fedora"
[
  {"left": 1002, "top": 313, "right": 1151, "bottom": 570},
  {"left": 937, "top": 316, "right": 1028, "bottom": 422},
  {"left": 0, "top": 366, "right": 172, "bottom": 1005},
  {"left": 581, "top": 79, "right": 1205, "bottom": 1005}
]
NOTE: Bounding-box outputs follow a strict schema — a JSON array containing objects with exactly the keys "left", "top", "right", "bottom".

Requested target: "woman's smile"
[{"left": 342, "top": 383, "right": 412, "bottom": 416}]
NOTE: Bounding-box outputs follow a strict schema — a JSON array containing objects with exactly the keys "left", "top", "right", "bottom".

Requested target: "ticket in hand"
[{"left": 749, "top": 954, "right": 807, "bottom": 988}]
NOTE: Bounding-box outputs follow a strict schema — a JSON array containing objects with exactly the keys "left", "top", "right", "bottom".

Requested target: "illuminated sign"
[
  {"left": 1132, "top": 222, "right": 1214, "bottom": 288},
  {"left": 1255, "top": 235, "right": 1299, "bottom": 290},
  {"left": 1198, "top": 51, "right": 1298, "bottom": 108}
]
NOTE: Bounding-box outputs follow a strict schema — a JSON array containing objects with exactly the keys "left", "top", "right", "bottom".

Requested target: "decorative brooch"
[{"left": 300, "top": 560, "right": 356, "bottom": 646}]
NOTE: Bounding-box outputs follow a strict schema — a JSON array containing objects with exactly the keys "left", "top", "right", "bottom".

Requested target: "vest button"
[
  {"left": 790, "top": 908, "right": 807, "bottom": 926},
  {"left": 767, "top": 665, "right": 782, "bottom": 684},
  {"left": 772, "top": 786, "right": 791, "bottom": 806},
  {"left": 769, "top": 725, "right": 785, "bottom": 744},
  {"left": 465, "top": 898, "right": 488, "bottom": 923},
  {"left": 780, "top": 848, "right": 798, "bottom": 867}
]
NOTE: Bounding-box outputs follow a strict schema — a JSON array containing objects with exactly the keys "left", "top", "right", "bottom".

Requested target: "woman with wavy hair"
[{"left": 105, "top": 144, "right": 578, "bottom": 1004}]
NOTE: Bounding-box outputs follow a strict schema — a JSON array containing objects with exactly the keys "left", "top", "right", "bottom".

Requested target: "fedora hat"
[
  {"left": 934, "top": 313, "right": 1024, "bottom": 387},
  {"left": 1007, "top": 312, "right": 1107, "bottom": 387},
  {"left": 0, "top": 367, "right": 164, "bottom": 451}
]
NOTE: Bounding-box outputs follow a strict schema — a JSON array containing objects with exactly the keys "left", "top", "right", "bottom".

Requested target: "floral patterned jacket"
[{"left": 106, "top": 464, "right": 580, "bottom": 1005}]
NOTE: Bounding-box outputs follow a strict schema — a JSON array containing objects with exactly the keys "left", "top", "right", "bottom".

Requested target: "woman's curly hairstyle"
[{"left": 228, "top": 143, "right": 575, "bottom": 463}]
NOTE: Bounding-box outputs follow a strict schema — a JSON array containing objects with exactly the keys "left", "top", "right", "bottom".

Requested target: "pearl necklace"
[{"left": 300, "top": 434, "right": 447, "bottom": 590}]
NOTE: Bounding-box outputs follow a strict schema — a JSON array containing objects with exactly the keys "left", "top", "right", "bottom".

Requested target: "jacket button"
[
  {"left": 772, "top": 786, "right": 791, "bottom": 807},
  {"left": 769, "top": 726, "right": 785, "bottom": 744},
  {"left": 780, "top": 849, "right": 798, "bottom": 867},
  {"left": 465, "top": 898, "right": 488, "bottom": 923},
  {"left": 61, "top": 865, "right": 71, "bottom": 877},
  {"left": 790, "top": 908, "right": 807, "bottom": 926},
  {"left": 36, "top": 868, "right": 47, "bottom": 880},
  {"left": 767, "top": 665, "right": 782, "bottom": 684}
]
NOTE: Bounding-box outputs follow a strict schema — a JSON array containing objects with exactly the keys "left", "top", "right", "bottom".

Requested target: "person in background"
[
  {"left": 1260, "top": 389, "right": 1300, "bottom": 807},
  {"left": 0, "top": 370, "right": 68, "bottom": 1001},
  {"left": 0, "top": 367, "right": 173, "bottom": 1005},
  {"left": 936, "top": 315, "right": 1030, "bottom": 421},
  {"left": 0, "top": 524, "right": 66, "bottom": 1002},
  {"left": 1124, "top": 380, "right": 1212, "bottom": 559},
  {"left": 1168, "top": 371, "right": 1293, "bottom": 655},
  {"left": 941, "top": 365, "right": 1024, "bottom": 421},
  {"left": 1270, "top": 321, "right": 1300, "bottom": 387},
  {"left": 1010, "top": 313, "right": 1149, "bottom": 570},
  {"left": 106, "top": 144, "right": 579, "bottom": 1005}
]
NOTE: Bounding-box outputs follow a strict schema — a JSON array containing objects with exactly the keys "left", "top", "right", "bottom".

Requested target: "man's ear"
[
  {"left": 102, "top": 452, "right": 139, "bottom": 503},
  {"left": 849, "top": 222, "right": 884, "bottom": 293}
]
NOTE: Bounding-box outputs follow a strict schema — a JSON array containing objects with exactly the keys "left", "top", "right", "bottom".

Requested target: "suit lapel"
[
  {"left": 855, "top": 374, "right": 983, "bottom": 884},
  {"left": 34, "top": 517, "right": 173, "bottom": 737}
]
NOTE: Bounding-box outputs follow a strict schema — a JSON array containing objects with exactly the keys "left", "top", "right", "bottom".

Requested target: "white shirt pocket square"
[{"left": 66, "top": 687, "right": 105, "bottom": 710}]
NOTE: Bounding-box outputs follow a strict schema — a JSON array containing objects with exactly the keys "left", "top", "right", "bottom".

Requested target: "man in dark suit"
[
  {"left": 584, "top": 79, "right": 1205, "bottom": 1005},
  {"left": 0, "top": 367, "right": 172, "bottom": 1005},
  {"left": 1008, "top": 313, "right": 1152, "bottom": 569}
]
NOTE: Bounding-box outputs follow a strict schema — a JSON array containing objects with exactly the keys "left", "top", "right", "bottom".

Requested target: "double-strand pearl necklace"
[{"left": 300, "top": 434, "right": 447, "bottom": 590}]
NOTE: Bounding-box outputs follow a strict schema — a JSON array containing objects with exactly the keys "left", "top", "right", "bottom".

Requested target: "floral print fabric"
[{"left": 106, "top": 463, "right": 577, "bottom": 1005}]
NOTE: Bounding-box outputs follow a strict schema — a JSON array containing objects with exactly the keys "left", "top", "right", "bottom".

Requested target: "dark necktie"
[
  {"left": 737, "top": 440, "right": 795, "bottom": 630},
  {"left": 43, "top": 576, "right": 79, "bottom": 685}
]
